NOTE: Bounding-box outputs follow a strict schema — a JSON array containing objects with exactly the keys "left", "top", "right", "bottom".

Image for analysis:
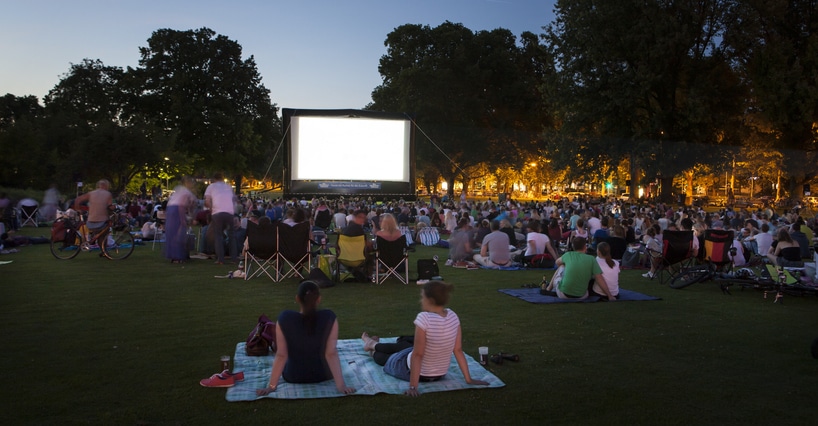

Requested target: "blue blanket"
[
  {"left": 498, "top": 288, "right": 661, "bottom": 303},
  {"left": 225, "top": 337, "right": 505, "bottom": 401}
]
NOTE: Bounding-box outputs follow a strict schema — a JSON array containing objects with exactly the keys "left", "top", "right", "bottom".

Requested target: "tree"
[
  {"left": 543, "top": 0, "right": 745, "bottom": 201},
  {"left": 0, "top": 94, "right": 48, "bottom": 188},
  {"left": 130, "top": 28, "right": 281, "bottom": 191},
  {"left": 369, "top": 22, "right": 554, "bottom": 196},
  {"left": 723, "top": 0, "right": 818, "bottom": 198},
  {"left": 43, "top": 59, "right": 162, "bottom": 193}
]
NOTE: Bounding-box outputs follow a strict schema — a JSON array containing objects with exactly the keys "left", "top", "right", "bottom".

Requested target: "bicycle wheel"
[
  {"left": 101, "top": 226, "right": 135, "bottom": 260},
  {"left": 669, "top": 265, "right": 711, "bottom": 289},
  {"left": 50, "top": 229, "right": 83, "bottom": 260}
]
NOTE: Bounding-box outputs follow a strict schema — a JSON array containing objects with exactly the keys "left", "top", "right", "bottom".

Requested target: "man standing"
[
  {"left": 545, "top": 237, "right": 614, "bottom": 300},
  {"left": 205, "top": 173, "right": 237, "bottom": 264},
  {"left": 473, "top": 220, "right": 512, "bottom": 268}
]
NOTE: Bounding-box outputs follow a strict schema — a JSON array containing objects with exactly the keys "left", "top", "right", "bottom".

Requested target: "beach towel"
[
  {"left": 225, "top": 337, "right": 505, "bottom": 401},
  {"left": 479, "top": 265, "right": 524, "bottom": 271},
  {"left": 498, "top": 288, "right": 661, "bottom": 304}
]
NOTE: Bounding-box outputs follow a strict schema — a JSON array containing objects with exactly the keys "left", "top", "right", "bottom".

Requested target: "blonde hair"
[{"left": 380, "top": 213, "right": 398, "bottom": 234}]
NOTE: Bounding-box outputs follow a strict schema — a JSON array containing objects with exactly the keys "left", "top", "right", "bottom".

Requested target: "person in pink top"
[{"left": 361, "top": 281, "right": 488, "bottom": 396}]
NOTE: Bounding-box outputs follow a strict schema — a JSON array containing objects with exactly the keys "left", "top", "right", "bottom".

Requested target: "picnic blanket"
[
  {"left": 225, "top": 337, "right": 505, "bottom": 401},
  {"left": 498, "top": 288, "right": 661, "bottom": 304},
  {"left": 479, "top": 265, "right": 524, "bottom": 270}
]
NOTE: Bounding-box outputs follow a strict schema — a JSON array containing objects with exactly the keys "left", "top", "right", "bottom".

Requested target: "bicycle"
[{"left": 50, "top": 207, "right": 135, "bottom": 260}]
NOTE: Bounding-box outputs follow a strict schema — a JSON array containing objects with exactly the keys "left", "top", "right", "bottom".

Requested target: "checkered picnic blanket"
[{"left": 225, "top": 337, "right": 505, "bottom": 401}]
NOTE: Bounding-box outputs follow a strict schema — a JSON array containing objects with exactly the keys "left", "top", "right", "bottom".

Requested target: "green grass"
[{"left": 2, "top": 227, "right": 817, "bottom": 425}]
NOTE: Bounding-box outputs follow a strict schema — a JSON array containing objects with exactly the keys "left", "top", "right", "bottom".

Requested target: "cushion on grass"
[
  {"left": 498, "top": 288, "right": 661, "bottom": 304},
  {"left": 225, "top": 337, "right": 505, "bottom": 401}
]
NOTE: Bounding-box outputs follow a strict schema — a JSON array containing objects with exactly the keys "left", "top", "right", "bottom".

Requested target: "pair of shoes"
[
  {"left": 642, "top": 271, "right": 654, "bottom": 279},
  {"left": 490, "top": 352, "right": 521, "bottom": 365},
  {"left": 444, "top": 259, "right": 453, "bottom": 266},
  {"left": 500, "top": 352, "right": 520, "bottom": 362}
]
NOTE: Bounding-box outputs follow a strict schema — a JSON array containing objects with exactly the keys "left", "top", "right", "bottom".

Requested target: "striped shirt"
[{"left": 408, "top": 310, "right": 460, "bottom": 377}]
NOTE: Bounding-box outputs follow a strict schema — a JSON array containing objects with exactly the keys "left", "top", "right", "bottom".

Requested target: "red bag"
[{"left": 246, "top": 314, "right": 276, "bottom": 356}]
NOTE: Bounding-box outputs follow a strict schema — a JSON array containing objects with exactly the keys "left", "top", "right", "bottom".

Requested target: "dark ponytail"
[{"left": 297, "top": 280, "right": 320, "bottom": 335}]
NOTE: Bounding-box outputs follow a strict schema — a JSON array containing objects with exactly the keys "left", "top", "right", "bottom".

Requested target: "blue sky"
[{"left": 0, "top": 0, "right": 556, "bottom": 110}]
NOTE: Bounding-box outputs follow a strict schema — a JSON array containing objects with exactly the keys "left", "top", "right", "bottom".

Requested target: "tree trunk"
[
  {"left": 684, "top": 170, "right": 694, "bottom": 205},
  {"left": 660, "top": 176, "right": 674, "bottom": 203},
  {"left": 234, "top": 175, "right": 243, "bottom": 195}
]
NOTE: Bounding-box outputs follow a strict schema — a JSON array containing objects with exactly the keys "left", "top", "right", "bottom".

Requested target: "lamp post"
[{"left": 163, "top": 157, "right": 170, "bottom": 189}]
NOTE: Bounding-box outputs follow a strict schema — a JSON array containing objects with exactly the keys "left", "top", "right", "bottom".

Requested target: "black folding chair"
[
  {"left": 277, "top": 221, "right": 312, "bottom": 281},
  {"left": 656, "top": 230, "right": 695, "bottom": 285},
  {"left": 243, "top": 219, "right": 278, "bottom": 281},
  {"left": 375, "top": 235, "right": 409, "bottom": 284}
]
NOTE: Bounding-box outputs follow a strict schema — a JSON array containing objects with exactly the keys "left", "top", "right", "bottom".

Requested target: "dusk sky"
[{"left": 1, "top": 0, "right": 557, "bottom": 111}]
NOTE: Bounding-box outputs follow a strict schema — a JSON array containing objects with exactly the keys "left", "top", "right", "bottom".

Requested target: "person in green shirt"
[{"left": 544, "top": 237, "right": 614, "bottom": 300}]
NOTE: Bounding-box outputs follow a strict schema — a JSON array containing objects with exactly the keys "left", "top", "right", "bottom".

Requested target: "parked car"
[{"left": 619, "top": 193, "right": 631, "bottom": 202}]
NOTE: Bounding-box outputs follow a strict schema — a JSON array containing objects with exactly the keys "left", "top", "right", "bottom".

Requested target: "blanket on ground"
[
  {"left": 225, "top": 337, "right": 505, "bottom": 401},
  {"left": 498, "top": 288, "right": 661, "bottom": 304}
]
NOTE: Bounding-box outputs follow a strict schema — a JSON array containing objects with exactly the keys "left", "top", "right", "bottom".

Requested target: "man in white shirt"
[{"left": 204, "top": 173, "right": 238, "bottom": 264}]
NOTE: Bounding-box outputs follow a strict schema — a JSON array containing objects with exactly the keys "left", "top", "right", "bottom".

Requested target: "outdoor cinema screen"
[{"left": 283, "top": 109, "right": 415, "bottom": 197}]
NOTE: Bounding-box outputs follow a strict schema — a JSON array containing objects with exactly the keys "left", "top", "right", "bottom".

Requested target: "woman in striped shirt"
[{"left": 362, "top": 281, "right": 488, "bottom": 396}]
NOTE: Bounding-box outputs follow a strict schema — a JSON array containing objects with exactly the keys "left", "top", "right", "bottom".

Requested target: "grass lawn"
[{"left": 2, "top": 226, "right": 817, "bottom": 425}]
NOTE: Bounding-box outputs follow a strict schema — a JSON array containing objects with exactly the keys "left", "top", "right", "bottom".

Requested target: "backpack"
[
  {"left": 417, "top": 258, "right": 439, "bottom": 280},
  {"left": 51, "top": 219, "right": 67, "bottom": 242},
  {"left": 246, "top": 314, "right": 277, "bottom": 356},
  {"left": 303, "top": 268, "right": 335, "bottom": 288},
  {"left": 529, "top": 253, "right": 555, "bottom": 269},
  {"left": 315, "top": 209, "right": 332, "bottom": 229},
  {"left": 621, "top": 249, "right": 641, "bottom": 268}
]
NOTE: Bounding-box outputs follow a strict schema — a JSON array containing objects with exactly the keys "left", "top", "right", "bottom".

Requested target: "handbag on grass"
[{"left": 246, "top": 314, "right": 276, "bottom": 356}]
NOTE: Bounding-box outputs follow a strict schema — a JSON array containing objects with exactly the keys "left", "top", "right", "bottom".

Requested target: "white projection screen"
[{"left": 283, "top": 109, "right": 416, "bottom": 198}]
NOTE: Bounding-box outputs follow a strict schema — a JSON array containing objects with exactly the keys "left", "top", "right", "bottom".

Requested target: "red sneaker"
[
  {"left": 221, "top": 370, "right": 244, "bottom": 381},
  {"left": 199, "top": 372, "right": 235, "bottom": 387}
]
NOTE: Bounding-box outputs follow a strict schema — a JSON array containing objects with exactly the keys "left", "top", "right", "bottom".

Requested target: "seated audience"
[
  {"left": 768, "top": 227, "right": 803, "bottom": 267},
  {"left": 544, "top": 237, "right": 614, "bottom": 300},
  {"left": 592, "top": 242, "right": 620, "bottom": 299},
  {"left": 473, "top": 220, "right": 512, "bottom": 267},
  {"left": 360, "top": 280, "right": 488, "bottom": 396},
  {"left": 256, "top": 281, "right": 355, "bottom": 396}
]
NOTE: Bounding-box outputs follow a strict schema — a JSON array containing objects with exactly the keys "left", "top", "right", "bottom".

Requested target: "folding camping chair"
[
  {"left": 335, "top": 234, "right": 369, "bottom": 282},
  {"left": 653, "top": 230, "right": 696, "bottom": 285},
  {"left": 375, "top": 235, "right": 409, "bottom": 284},
  {"left": 18, "top": 201, "right": 40, "bottom": 227},
  {"left": 276, "top": 221, "right": 312, "bottom": 281},
  {"left": 703, "top": 229, "right": 735, "bottom": 272},
  {"left": 243, "top": 218, "right": 278, "bottom": 281}
]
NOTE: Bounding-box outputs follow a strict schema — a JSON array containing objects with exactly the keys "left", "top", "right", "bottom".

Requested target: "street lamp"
[{"left": 163, "top": 157, "right": 170, "bottom": 189}]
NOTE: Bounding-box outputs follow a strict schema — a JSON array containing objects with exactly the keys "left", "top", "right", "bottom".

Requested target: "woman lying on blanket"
[
  {"left": 361, "top": 280, "right": 488, "bottom": 397},
  {"left": 256, "top": 281, "right": 356, "bottom": 396}
]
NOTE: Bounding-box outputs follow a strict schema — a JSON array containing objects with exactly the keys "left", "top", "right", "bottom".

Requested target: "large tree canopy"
[
  {"left": 723, "top": 0, "right": 818, "bottom": 196},
  {"left": 543, "top": 0, "right": 745, "bottom": 200},
  {"left": 369, "top": 22, "right": 555, "bottom": 195},
  {"left": 130, "top": 28, "right": 281, "bottom": 188},
  {"left": 42, "top": 59, "right": 162, "bottom": 192}
]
